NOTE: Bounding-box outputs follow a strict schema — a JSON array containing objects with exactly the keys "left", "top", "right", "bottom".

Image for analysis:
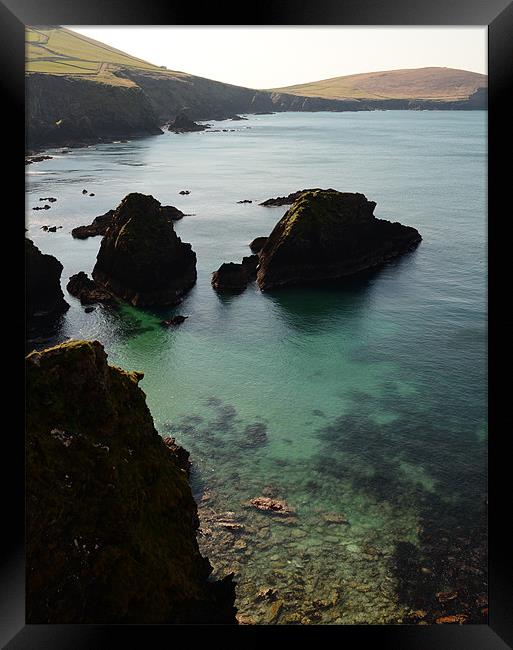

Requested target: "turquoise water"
[{"left": 26, "top": 111, "right": 487, "bottom": 624}]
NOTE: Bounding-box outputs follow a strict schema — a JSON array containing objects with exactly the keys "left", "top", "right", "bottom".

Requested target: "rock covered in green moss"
[
  {"left": 26, "top": 339, "right": 236, "bottom": 623},
  {"left": 257, "top": 189, "right": 421, "bottom": 290},
  {"left": 92, "top": 193, "right": 197, "bottom": 306}
]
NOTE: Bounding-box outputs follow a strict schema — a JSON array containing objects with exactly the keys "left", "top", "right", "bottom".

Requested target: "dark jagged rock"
[
  {"left": 32, "top": 205, "right": 51, "bottom": 210},
  {"left": 237, "top": 199, "right": 252, "bottom": 204},
  {"left": 72, "top": 205, "right": 184, "bottom": 240},
  {"left": 160, "top": 205, "right": 185, "bottom": 221},
  {"left": 260, "top": 188, "right": 332, "bottom": 207},
  {"left": 39, "top": 197, "right": 57, "bottom": 202},
  {"left": 71, "top": 210, "right": 116, "bottom": 239},
  {"left": 92, "top": 193, "right": 197, "bottom": 306},
  {"left": 26, "top": 238, "right": 69, "bottom": 323},
  {"left": 211, "top": 263, "right": 248, "bottom": 293},
  {"left": 241, "top": 255, "right": 259, "bottom": 280},
  {"left": 257, "top": 189, "right": 421, "bottom": 291},
  {"left": 26, "top": 155, "right": 53, "bottom": 165},
  {"left": 179, "top": 190, "right": 191, "bottom": 195},
  {"left": 168, "top": 113, "right": 209, "bottom": 133},
  {"left": 163, "top": 435, "right": 192, "bottom": 476},
  {"left": 249, "top": 237, "right": 268, "bottom": 254},
  {"left": 26, "top": 340, "right": 237, "bottom": 623},
  {"left": 161, "top": 315, "right": 188, "bottom": 327},
  {"left": 211, "top": 255, "right": 259, "bottom": 294},
  {"left": 67, "top": 271, "right": 117, "bottom": 305},
  {"left": 82, "top": 189, "right": 88, "bottom": 194}
]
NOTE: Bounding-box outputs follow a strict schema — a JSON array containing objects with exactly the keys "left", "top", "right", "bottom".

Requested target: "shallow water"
[{"left": 26, "top": 111, "right": 487, "bottom": 624}]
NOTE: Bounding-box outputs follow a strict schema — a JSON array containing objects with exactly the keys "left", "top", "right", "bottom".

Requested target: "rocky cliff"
[
  {"left": 26, "top": 339, "right": 237, "bottom": 623},
  {"left": 92, "top": 193, "right": 197, "bottom": 306},
  {"left": 26, "top": 73, "right": 163, "bottom": 150},
  {"left": 257, "top": 189, "right": 421, "bottom": 290}
]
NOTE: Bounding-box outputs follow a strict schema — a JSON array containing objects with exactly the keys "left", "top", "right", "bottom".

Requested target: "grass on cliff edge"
[{"left": 26, "top": 26, "right": 189, "bottom": 86}]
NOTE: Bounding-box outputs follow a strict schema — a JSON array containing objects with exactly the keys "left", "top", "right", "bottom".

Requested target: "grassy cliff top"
[
  {"left": 270, "top": 67, "right": 487, "bottom": 101},
  {"left": 26, "top": 26, "right": 190, "bottom": 86}
]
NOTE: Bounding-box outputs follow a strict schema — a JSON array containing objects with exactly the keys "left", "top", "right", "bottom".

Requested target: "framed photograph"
[{"left": 3, "top": 0, "right": 512, "bottom": 646}]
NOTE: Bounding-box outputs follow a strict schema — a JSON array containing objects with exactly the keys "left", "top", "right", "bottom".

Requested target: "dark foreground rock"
[
  {"left": 66, "top": 272, "right": 117, "bottom": 305},
  {"left": 26, "top": 340, "right": 237, "bottom": 623},
  {"left": 92, "top": 193, "right": 197, "bottom": 306},
  {"left": 168, "top": 113, "right": 209, "bottom": 133},
  {"left": 249, "top": 237, "right": 268, "bottom": 254},
  {"left": 26, "top": 239, "right": 69, "bottom": 341},
  {"left": 211, "top": 255, "right": 258, "bottom": 293},
  {"left": 257, "top": 189, "right": 421, "bottom": 290}
]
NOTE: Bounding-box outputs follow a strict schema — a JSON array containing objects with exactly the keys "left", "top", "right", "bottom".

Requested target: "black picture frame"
[{"left": 4, "top": 0, "right": 512, "bottom": 646}]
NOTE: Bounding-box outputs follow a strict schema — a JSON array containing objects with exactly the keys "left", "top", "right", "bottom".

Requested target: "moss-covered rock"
[
  {"left": 26, "top": 340, "right": 237, "bottom": 623},
  {"left": 257, "top": 189, "right": 421, "bottom": 290},
  {"left": 92, "top": 193, "right": 197, "bottom": 306}
]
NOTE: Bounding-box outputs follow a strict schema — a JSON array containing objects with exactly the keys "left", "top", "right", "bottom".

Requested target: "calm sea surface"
[{"left": 26, "top": 111, "right": 487, "bottom": 624}]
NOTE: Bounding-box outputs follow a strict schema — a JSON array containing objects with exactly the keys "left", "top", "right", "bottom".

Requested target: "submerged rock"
[
  {"left": 249, "top": 237, "right": 268, "bottom": 254},
  {"left": 92, "top": 193, "right": 197, "bottom": 307},
  {"left": 66, "top": 271, "right": 117, "bottom": 305},
  {"left": 26, "top": 340, "right": 237, "bottom": 624},
  {"left": 168, "top": 113, "right": 208, "bottom": 133},
  {"left": 248, "top": 497, "right": 295, "bottom": 515},
  {"left": 257, "top": 189, "right": 421, "bottom": 290}
]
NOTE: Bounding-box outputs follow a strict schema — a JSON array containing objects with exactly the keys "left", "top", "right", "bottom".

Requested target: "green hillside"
[
  {"left": 26, "top": 26, "right": 188, "bottom": 85},
  {"left": 271, "top": 67, "right": 487, "bottom": 102}
]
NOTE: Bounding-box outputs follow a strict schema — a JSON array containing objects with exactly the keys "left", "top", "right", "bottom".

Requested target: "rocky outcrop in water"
[
  {"left": 26, "top": 339, "right": 237, "bottom": 623},
  {"left": 71, "top": 210, "right": 116, "bottom": 239},
  {"left": 211, "top": 255, "right": 258, "bottom": 293},
  {"left": 26, "top": 238, "right": 69, "bottom": 340},
  {"left": 66, "top": 271, "right": 117, "bottom": 305},
  {"left": 168, "top": 112, "right": 208, "bottom": 133},
  {"left": 249, "top": 237, "right": 268, "bottom": 254},
  {"left": 257, "top": 189, "right": 421, "bottom": 290},
  {"left": 72, "top": 204, "right": 184, "bottom": 239},
  {"left": 92, "top": 193, "right": 197, "bottom": 306}
]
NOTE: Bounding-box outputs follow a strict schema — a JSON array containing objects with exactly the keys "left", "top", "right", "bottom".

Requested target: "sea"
[{"left": 26, "top": 110, "right": 487, "bottom": 624}]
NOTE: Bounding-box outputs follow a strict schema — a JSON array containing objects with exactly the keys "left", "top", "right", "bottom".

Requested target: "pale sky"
[{"left": 69, "top": 26, "right": 487, "bottom": 89}]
